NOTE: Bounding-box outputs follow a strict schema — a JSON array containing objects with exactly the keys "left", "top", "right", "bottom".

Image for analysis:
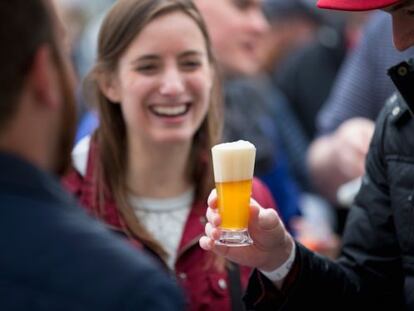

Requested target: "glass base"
[{"left": 215, "top": 229, "right": 253, "bottom": 247}]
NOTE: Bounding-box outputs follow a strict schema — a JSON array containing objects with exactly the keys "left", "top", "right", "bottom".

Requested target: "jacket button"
[
  {"left": 178, "top": 273, "right": 187, "bottom": 280},
  {"left": 392, "top": 106, "right": 400, "bottom": 116},
  {"left": 199, "top": 216, "right": 207, "bottom": 224},
  {"left": 398, "top": 65, "right": 408, "bottom": 76},
  {"left": 218, "top": 278, "right": 227, "bottom": 290}
]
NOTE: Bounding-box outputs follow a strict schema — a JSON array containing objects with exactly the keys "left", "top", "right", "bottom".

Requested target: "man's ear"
[
  {"left": 97, "top": 72, "right": 121, "bottom": 104},
  {"left": 27, "top": 45, "right": 61, "bottom": 110}
]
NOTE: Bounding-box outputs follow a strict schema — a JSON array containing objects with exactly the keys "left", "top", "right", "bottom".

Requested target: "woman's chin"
[{"left": 151, "top": 133, "right": 194, "bottom": 145}]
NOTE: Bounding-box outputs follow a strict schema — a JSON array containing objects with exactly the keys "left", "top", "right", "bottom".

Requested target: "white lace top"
[{"left": 129, "top": 191, "right": 193, "bottom": 269}]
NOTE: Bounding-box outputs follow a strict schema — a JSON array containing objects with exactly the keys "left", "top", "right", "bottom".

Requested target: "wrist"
[
  {"left": 260, "top": 240, "right": 296, "bottom": 283},
  {"left": 261, "top": 234, "right": 295, "bottom": 272}
]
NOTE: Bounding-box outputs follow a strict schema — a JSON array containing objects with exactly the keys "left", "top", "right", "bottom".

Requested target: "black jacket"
[
  {"left": 0, "top": 153, "right": 184, "bottom": 310},
  {"left": 244, "top": 61, "right": 414, "bottom": 310}
]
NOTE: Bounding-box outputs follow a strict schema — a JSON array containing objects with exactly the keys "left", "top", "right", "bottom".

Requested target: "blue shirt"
[{"left": 317, "top": 11, "right": 414, "bottom": 135}]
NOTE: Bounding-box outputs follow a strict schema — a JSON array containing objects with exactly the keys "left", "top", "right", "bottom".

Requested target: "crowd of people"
[{"left": 1, "top": 0, "right": 414, "bottom": 309}]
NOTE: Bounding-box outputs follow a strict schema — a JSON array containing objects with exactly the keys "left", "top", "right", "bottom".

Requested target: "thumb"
[
  {"left": 250, "top": 198, "right": 280, "bottom": 231},
  {"left": 258, "top": 208, "right": 280, "bottom": 231},
  {"left": 249, "top": 199, "right": 284, "bottom": 250}
]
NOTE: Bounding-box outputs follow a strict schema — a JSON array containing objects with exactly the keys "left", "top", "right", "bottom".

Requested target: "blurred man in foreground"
[{"left": 0, "top": 0, "right": 183, "bottom": 309}]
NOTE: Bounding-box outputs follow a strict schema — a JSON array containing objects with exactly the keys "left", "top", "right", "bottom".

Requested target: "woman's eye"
[
  {"left": 181, "top": 61, "right": 201, "bottom": 71},
  {"left": 232, "top": 0, "right": 250, "bottom": 10},
  {"left": 136, "top": 64, "right": 158, "bottom": 73}
]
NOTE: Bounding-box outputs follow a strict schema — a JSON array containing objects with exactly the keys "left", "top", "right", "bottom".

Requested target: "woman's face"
[{"left": 104, "top": 11, "right": 213, "bottom": 145}]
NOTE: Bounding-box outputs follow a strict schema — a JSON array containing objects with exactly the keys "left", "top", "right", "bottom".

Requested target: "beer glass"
[{"left": 211, "top": 140, "right": 256, "bottom": 246}]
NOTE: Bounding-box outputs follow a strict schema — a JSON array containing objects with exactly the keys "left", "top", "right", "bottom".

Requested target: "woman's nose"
[{"left": 159, "top": 68, "right": 185, "bottom": 96}]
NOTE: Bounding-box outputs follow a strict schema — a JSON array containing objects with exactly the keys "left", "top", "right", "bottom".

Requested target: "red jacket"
[{"left": 63, "top": 142, "right": 277, "bottom": 310}]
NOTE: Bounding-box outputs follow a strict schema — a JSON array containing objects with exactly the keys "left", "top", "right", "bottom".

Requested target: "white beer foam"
[{"left": 212, "top": 140, "right": 256, "bottom": 182}]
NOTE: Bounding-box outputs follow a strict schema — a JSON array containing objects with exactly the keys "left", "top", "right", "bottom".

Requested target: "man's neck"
[{"left": 0, "top": 111, "right": 55, "bottom": 174}]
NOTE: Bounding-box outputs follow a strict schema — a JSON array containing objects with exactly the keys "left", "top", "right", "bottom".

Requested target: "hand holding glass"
[{"left": 211, "top": 141, "right": 256, "bottom": 246}]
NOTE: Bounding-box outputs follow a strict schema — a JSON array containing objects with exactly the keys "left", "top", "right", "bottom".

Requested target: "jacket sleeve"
[{"left": 244, "top": 102, "right": 405, "bottom": 310}]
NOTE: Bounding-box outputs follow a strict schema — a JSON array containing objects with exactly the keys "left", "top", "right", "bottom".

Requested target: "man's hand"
[
  {"left": 308, "top": 117, "right": 375, "bottom": 203},
  {"left": 332, "top": 118, "right": 375, "bottom": 180},
  {"left": 199, "top": 190, "right": 295, "bottom": 272}
]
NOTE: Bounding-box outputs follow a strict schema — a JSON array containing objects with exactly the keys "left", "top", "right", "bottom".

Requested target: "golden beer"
[
  {"left": 211, "top": 140, "right": 256, "bottom": 246},
  {"left": 216, "top": 179, "right": 252, "bottom": 229}
]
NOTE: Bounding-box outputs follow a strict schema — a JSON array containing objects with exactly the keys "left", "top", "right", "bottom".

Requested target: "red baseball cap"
[{"left": 317, "top": 0, "right": 401, "bottom": 11}]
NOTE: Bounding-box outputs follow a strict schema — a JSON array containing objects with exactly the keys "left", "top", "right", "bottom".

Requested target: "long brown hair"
[{"left": 86, "top": 0, "right": 223, "bottom": 262}]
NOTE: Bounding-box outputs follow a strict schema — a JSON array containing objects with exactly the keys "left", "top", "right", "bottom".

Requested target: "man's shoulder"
[
  {"left": 0, "top": 192, "right": 153, "bottom": 272},
  {"left": 375, "top": 92, "right": 412, "bottom": 130},
  {"left": 0, "top": 194, "right": 183, "bottom": 310},
  {"left": 371, "top": 92, "right": 414, "bottom": 159}
]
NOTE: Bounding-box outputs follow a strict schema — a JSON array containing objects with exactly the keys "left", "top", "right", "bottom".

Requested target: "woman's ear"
[{"left": 97, "top": 72, "right": 121, "bottom": 104}]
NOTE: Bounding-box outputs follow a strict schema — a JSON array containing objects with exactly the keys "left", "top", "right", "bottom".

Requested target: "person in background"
[
  {"left": 260, "top": 0, "right": 322, "bottom": 74},
  {"left": 273, "top": 8, "right": 369, "bottom": 234},
  {"left": 274, "top": 11, "right": 369, "bottom": 142},
  {"left": 200, "top": 0, "right": 414, "bottom": 308},
  {"left": 195, "top": 0, "right": 340, "bottom": 256},
  {"left": 193, "top": 0, "right": 268, "bottom": 78},
  {"left": 63, "top": 0, "right": 276, "bottom": 310},
  {"left": 308, "top": 11, "right": 414, "bottom": 206},
  {"left": 0, "top": 0, "right": 184, "bottom": 310},
  {"left": 194, "top": 0, "right": 307, "bottom": 235}
]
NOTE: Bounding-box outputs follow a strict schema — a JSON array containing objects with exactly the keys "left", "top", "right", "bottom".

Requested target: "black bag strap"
[{"left": 227, "top": 262, "right": 246, "bottom": 311}]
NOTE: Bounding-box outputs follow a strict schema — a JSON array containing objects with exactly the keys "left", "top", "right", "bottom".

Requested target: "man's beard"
[{"left": 51, "top": 46, "right": 77, "bottom": 176}]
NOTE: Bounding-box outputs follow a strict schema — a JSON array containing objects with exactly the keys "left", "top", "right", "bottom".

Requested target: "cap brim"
[{"left": 317, "top": 0, "right": 400, "bottom": 11}]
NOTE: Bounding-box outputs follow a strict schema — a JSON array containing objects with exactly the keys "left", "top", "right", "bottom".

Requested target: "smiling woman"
[
  {"left": 62, "top": 0, "right": 277, "bottom": 310},
  {"left": 100, "top": 10, "right": 213, "bottom": 144}
]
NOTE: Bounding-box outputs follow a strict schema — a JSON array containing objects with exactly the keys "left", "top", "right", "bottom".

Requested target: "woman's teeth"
[{"left": 152, "top": 104, "right": 188, "bottom": 117}]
